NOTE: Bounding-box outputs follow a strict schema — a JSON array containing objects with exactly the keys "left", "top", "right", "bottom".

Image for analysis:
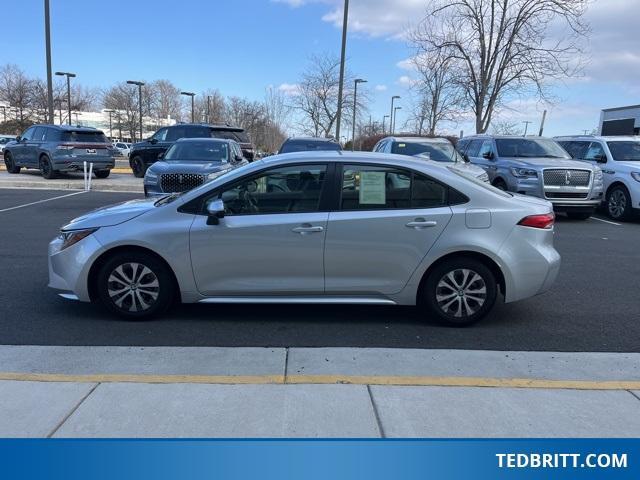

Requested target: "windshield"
[
  {"left": 165, "top": 141, "right": 229, "bottom": 162},
  {"left": 495, "top": 138, "right": 570, "bottom": 159},
  {"left": 61, "top": 131, "right": 108, "bottom": 143},
  {"left": 607, "top": 141, "right": 640, "bottom": 161},
  {"left": 279, "top": 140, "right": 341, "bottom": 154},
  {"left": 391, "top": 141, "right": 461, "bottom": 163}
]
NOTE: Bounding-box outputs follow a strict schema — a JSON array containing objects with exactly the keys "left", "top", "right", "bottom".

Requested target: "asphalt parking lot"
[{"left": 1, "top": 188, "right": 639, "bottom": 351}]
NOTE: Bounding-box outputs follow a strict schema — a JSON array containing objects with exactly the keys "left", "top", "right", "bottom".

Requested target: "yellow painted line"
[{"left": 0, "top": 372, "right": 639, "bottom": 390}]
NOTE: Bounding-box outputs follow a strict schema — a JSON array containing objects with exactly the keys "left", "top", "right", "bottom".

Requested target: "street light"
[
  {"left": 181, "top": 91, "right": 196, "bottom": 123},
  {"left": 55, "top": 71, "right": 76, "bottom": 125},
  {"left": 351, "top": 78, "right": 367, "bottom": 151},
  {"left": 127, "top": 80, "right": 145, "bottom": 141},
  {"left": 334, "top": 0, "right": 350, "bottom": 141},
  {"left": 104, "top": 109, "right": 115, "bottom": 139},
  {"left": 382, "top": 115, "right": 389, "bottom": 135},
  {"left": 392, "top": 106, "right": 402, "bottom": 134},
  {"left": 44, "top": 0, "right": 54, "bottom": 123},
  {"left": 390, "top": 96, "right": 400, "bottom": 135}
]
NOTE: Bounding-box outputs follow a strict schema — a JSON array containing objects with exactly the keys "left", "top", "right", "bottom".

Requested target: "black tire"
[
  {"left": 492, "top": 178, "right": 508, "bottom": 191},
  {"left": 421, "top": 258, "right": 497, "bottom": 327},
  {"left": 606, "top": 185, "right": 632, "bottom": 221},
  {"left": 39, "top": 155, "right": 57, "bottom": 179},
  {"left": 94, "top": 169, "right": 110, "bottom": 179},
  {"left": 96, "top": 251, "right": 175, "bottom": 319},
  {"left": 566, "top": 212, "right": 592, "bottom": 221},
  {"left": 4, "top": 151, "right": 20, "bottom": 174},
  {"left": 131, "top": 156, "right": 146, "bottom": 178}
]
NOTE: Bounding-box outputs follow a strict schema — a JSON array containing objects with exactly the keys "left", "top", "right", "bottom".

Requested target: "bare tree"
[
  {"left": 0, "top": 64, "right": 33, "bottom": 128},
  {"left": 148, "top": 80, "right": 182, "bottom": 123},
  {"left": 263, "top": 86, "right": 290, "bottom": 151},
  {"left": 411, "top": 0, "right": 589, "bottom": 133},
  {"left": 491, "top": 119, "right": 522, "bottom": 135},
  {"left": 102, "top": 82, "right": 141, "bottom": 141}
]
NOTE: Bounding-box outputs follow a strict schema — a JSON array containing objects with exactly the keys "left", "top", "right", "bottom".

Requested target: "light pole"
[
  {"left": 104, "top": 109, "right": 114, "bottom": 139},
  {"left": 206, "top": 95, "right": 212, "bottom": 123},
  {"left": 334, "top": 0, "right": 350, "bottom": 141},
  {"left": 390, "top": 96, "right": 400, "bottom": 135},
  {"left": 127, "top": 80, "right": 145, "bottom": 141},
  {"left": 351, "top": 78, "right": 367, "bottom": 151},
  {"left": 522, "top": 120, "right": 532, "bottom": 137},
  {"left": 181, "top": 91, "right": 196, "bottom": 123},
  {"left": 55, "top": 71, "right": 76, "bottom": 125},
  {"left": 44, "top": 0, "right": 54, "bottom": 123},
  {"left": 392, "top": 106, "right": 402, "bottom": 134},
  {"left": 382, "top": 115, "right": 389, "bottom": 135}
]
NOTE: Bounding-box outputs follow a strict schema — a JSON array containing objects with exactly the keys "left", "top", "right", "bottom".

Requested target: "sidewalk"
[
  {"left": 1, "top": 346, "right": 639, "bottom": 437},
  {"left": 0, "top": 170, "right": 142, "bottom": 193}
]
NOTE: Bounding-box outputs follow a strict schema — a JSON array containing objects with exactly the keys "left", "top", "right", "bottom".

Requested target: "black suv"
[{"left": 129, "top": 124, "right": 254, "bottom": 177}]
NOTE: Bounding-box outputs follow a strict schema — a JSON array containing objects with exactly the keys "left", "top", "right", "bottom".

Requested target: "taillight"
[{"left": 518, "top": 213, "right": 555, "bottom": 229}]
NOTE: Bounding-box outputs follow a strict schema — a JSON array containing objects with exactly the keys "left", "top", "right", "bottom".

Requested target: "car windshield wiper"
[{"left": 154, "top": 193, "right": 182, "bottom": 206}]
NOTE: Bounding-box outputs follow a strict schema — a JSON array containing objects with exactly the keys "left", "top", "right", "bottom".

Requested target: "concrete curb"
[{"left": 0, "top": 180, "right": 142, "bottom": 193}]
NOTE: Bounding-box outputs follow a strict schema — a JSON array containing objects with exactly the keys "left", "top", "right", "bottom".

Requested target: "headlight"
[
  {"left": 58, "top": 228, "right": 98, "bottom": 251},
  {"left": 511, "top": 167, "right": 538, "bottom": 178},
  {"left": 144, "top": 170, "right": 158, "bottom": 183},
  {"left": 477, "top": 172, "right": 490, "bottom": 183},
  {"left": 631, "top": 172, "right": 640, "bottom": 183},
  {"left": 594, "top": 168, "right": 604, "bottom": 183}
]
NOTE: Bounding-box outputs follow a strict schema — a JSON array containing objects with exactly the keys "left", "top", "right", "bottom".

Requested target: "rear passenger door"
[{"left": 324, "top": 164, "right": 453, "bottom": 295}]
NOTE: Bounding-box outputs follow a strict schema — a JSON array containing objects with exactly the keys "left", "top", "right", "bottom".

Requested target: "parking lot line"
[
  {"left": 0, "top": 191, "right": 86, "bottom": 213},
  {"left": 1, "top": 372, "right": 640, "bottom": 391},
  {"left": 590, "top": 216, "right": 621, "bottom": 226}
]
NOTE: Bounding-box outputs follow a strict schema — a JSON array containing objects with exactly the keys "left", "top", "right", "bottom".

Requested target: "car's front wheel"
[
  {"left": 4, "top": 151, "right": 20, "bottom": 174},
  {"left": 607, "top": 185, "right": 632, "bottom": 221},
  {"left": 96, "top": 252, "right": 175, "bottom": 319},
  {"left": 131, "top": 156, "right": 146, "bottom": 178},
  {"left": 421, "top": 258, "right": 497, "bottom": 327}
]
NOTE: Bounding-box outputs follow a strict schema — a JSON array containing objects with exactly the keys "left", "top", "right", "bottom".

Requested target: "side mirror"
[
  {"left": 234, "top": 154, "right": 243, "bottom": 163},
  {"left": 15, "top": 136, "right": 21, "bottom": 142},
  {"left": 206, "top": 199, "right": 225, "bottom": 225},
  {"left": 148, "top": 138, "right": 158, "bottom": 144},
  {"left": 482, "top": 151, "right": 494, "bottom": 160},
  {"left": 463, "top": 153, "right": 470, "bottom": 163},
  {"left": 596, "top": 154, "right": 607, "bottom": 163}
]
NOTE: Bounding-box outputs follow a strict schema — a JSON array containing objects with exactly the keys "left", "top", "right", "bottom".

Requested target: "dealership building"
[{"left": 599, "top": 105, "right": 640, "bottom": 135}]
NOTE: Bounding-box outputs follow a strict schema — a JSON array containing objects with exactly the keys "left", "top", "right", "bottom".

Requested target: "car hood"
[
  {"left": 148, "top": 160, "right": 230, "bottom": 175},
  {"left": 62, "top": 198, "right": 157, "bottom": 230},
  {"left": 502, "top": 157, "right": 593, "bottom": 169},
  {"left": 615, "top": 161, "right": 640, "bottom": 170}
]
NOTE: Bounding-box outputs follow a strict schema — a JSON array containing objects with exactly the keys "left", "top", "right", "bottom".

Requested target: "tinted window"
[
  {"left": 44, "top": 128, "right": 60, "bottom": 141},
  {"left": 391, "top": 141, "right": 459, "bottom": 163},
  {"left": 466, "top": 140, "right": 483, "bottom": 157},
  {"left": 32, "top": 127, "right": 46, "bottom": 141},
  {"left": 478, "top": 140, "right": 493, "bottom": 157},
  {"left": 216, "top": 164, "right": 327, "bottom": 215},
  {"left": 559, "top": 141, "right": 589, "bottom": 159},
  {"left": 165, "top": 141, "right": 229, "bottom": 162},
  {"left": 60, "top": 130, "right": 108, "bottom": 143},
  {"left": 412, "top": 173, "right": 448, "bottom": 208},
  {"left": 186, "top": 126, "right": 212, "bottom": 138},
  {"left": 280, "top": 140, "right": 341, "bottom": 154},
  {"left": 456, "top": 139, "right": 469, "bottom": 154},
  {"left": 494, "top": 138, "right": 569, "bottom": 158},
  {"left": 211, "top": 130, "right": 250, "bottom": 143},
  {"left": 152, "top": 128, "right": 168, "bottom": 141},
  {"left": 21, "top": 127, "right": 35, "bottom": 141},
  {"left": 584, "top": 142, "right": 605, "bottom": 161},
  {"left": 607, "top": 141, "right": 640, "bottom": 161},
  {"left": 166, "top": 127, "right": 187, "bottom": 141}
]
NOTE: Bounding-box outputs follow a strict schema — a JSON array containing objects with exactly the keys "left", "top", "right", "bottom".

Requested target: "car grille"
[
  {"left": 543, "top": 169, "right": 590, "bottom": 187},
  {"left": 160, "top": 173, "right": 206, "bottom": 193},
  {"left": 545, "top": 192, "right": 589, "bottom": 199}
]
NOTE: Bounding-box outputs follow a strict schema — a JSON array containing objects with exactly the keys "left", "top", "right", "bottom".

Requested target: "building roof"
[{"left": 601, "top": 105, "right": 640, "bottom": 113}]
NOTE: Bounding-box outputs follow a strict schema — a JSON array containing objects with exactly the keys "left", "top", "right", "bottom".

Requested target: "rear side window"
[
  {"left": 166, "top": 127, "right": 187, "bottom": 141},
  {"left": 61, "top": 131, "right": 108, "bottom": 143},
  {"left": 187, "top": 126, "right": 212, "bottom": 138},
  {"left": 44, "top": 128, "right": 61, "bottom": 141}
]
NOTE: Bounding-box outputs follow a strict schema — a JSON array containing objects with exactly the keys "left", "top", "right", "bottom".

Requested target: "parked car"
[
  {"left": 373, "top": 136, "right": 490, "bottom": 183},
  {"left": 48, "top": 151, "right": 560, "bottom": 326},
  {"left": 144, "top": 138, "right": 245, "bottom": 197},
  {"left": 112, "top": 141, "right": 131, "bottom": 158},
  {"left": 0, "top": 135, "right": 17, "bottom": 154},
  {"left": 456, "top": 135, "right": 604, "bottom": 220},
  {"left": 3, "top": 125, "right": 116, "bottom": 179},
  {"left": 555, "top": 135, "right": 640, "bottom": 221},
  {"left": 129, "top": 124, "right": 254, "bottom": 178},
  {"left": 278, "top": 137, "right": 341, "bottom": 154}
]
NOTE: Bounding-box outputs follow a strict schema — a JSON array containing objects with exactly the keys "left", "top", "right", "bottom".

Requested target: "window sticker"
[{"left": 359, "top": 171, "right": 386, "bottom": 204}]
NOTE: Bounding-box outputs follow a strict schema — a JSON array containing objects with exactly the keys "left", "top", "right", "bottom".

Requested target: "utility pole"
[
  {"left": 382, "top": 115, "right": 389, "bottom": 135},
  {"left": 522, "top": 121, "right": 532, "bottom": 137},
  {"left": 334, "top": 0, "right": 349, "bottom": 141},
  {"left": 181, "top": 91, "right": 196, "bottom": 123},
  {"left": 206, "top": 95, "right": 211, "bottom": 123},
  {"left": 127, "top": 80, "right": 145, "bottom": 141},
  {"left": 104, "top": 109, "right": 114, "bottom": 138},
  {"left": 55, "top": 71, "right": 76, "bottom": 125},
  {"left": 44, "top": 0, "right": 54, "bottom": 123},
  {"left": 538, "top": 110, "right": 547, "bottom": 136},
  {"left": 390, "top": 96, "right": 400, "bottom": 135},
  {"left": 351, "top": 78, "right": 367, "bottom": 151}
]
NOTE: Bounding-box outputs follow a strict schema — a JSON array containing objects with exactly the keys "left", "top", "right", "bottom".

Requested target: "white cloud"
[
  {"left": 374, "top": 84, "right": 387, "bottom": 92},
  {"left": 397, "top": 75, "right": 416, "bottom": 87},
  {"left": 278, "top": 83, "right": 301, "bottom": 96}
]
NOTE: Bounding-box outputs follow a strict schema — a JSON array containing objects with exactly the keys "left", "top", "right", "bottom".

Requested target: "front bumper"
[{"left": 509, "top": 177, "right": 603, "bottom": 211}]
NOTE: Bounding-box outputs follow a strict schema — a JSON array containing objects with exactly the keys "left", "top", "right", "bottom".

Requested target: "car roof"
[
  {"left": 382, "top": 136, "right": 451, "bottom": 144},
  {"left": 461, "top": 134, "right": 553, "bottom": 140},
  {"left": 32, "top": 124, "right": 103, "bottom": 133},
  {"left": 284, "top": 136, "right": 338, "bottom": 143},
  {"left": 174, "top": 123, "right": 244, "bottom": 132},
  {"left": 261, "top": 150, "right": 446, "bottom": 168},
  {"left": 555, "top": 135, "right": 640, "bottom": 141},
  {"left": 174, "top": 137, "right": 232, "bottom": 144}
]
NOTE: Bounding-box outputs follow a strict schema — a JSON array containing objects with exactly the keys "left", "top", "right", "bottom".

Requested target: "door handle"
[
  {"left": 406, "top": 219, "right": 437, "bottom": 229},
  {"left": 292, "top": 224, "right": 324, "bottom": 234}
]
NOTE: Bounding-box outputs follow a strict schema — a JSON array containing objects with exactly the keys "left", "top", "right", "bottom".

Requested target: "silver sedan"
[{"left": 48, "top": 152, "right": 561, "bottom": 326}]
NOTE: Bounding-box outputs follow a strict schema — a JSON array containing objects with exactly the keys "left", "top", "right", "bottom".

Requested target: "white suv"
[{"left": 556, "top": 136, "right": 640, "bottom": 220}]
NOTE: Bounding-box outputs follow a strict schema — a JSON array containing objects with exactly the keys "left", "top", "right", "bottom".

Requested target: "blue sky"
[{"left": 2, "top": 0, "right": 639, "bottom": 137}]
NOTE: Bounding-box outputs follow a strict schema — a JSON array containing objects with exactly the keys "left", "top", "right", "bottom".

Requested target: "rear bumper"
[{"left": 52, "top": 156, "right": 115, "bottom": 172}]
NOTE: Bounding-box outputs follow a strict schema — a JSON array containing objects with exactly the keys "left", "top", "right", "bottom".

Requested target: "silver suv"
[{"left": 457, "top": 135, "right": 604, "bottom": 220}]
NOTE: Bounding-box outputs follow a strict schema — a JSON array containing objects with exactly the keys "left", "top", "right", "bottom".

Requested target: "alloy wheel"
[
  {"left": 107, "top": 262, "right": 160, "bottom": 312},
  {"left": 435, "top": 268, "right": 487, "bottom": 318},
  {"left": 608, "top": 190, "right": 627, "bottom": 219}
]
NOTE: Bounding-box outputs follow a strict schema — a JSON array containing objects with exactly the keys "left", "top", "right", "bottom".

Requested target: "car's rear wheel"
[
  {"left": 607, "top": 185, "right": 632, "bottom": 221},
  {"left": 96, "top": 252, "right": 175, "bottom": 319},
  {"left": 131, "top": 156, "right": 146, "bottom": 178},
  {"left": 39, "top": 155, "right": 57, "bottom": 179},
  {"left": 4, "top": 152, "right": 20, "bottom": 174},
  {"left": 94, "top": 169, "right": 110, "bottom": 179},
  {"left": 421, "top": 258, "right": 497, "bottom": 327},
  {"left": 566, "top": 212, "right": 592, "bottom": 220}
]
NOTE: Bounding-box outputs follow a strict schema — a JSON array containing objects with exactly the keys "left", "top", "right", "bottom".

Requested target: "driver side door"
[{"left": 189, "top": 163, "right": 331, "bottom": 296}]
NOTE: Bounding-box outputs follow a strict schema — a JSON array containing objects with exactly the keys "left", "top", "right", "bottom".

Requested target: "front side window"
[
  {"left": 584, "top": 142, "right": 606, "bottom": 161},
  {"left": 32, "top": 127, "right": 46, "bottom": 141},
  {"left": 341, "top": 165, "right": 447, "bottom": 210},
  {"left": 466, "top": 140, "right": 483, "bottom": 157},
  {"left": 165, "top": 141, "right": 229, "bottom": 162},
  {"left": 494, "top": 138, "right": 570, "bottom": 158},
  {"left": 478, "top": 140, "right": 493, "bottom": 158},
  {"left": 21, "top": 127, "right": 35, "bottom": 141},
  {"left": 166, "top": 127, "right": 186, "bottom": 141},
  {"left": 607, "top": 141, "right": 640, "bottom": 161},
  {"left": 152, "top": 128, "right": 168, "bottom": 141},
  {"left": 216, "top": 164, "right": 327, "bottom": 215},
  {"left": 559, "top": 141, "right": 589, "bottom": 159}
]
